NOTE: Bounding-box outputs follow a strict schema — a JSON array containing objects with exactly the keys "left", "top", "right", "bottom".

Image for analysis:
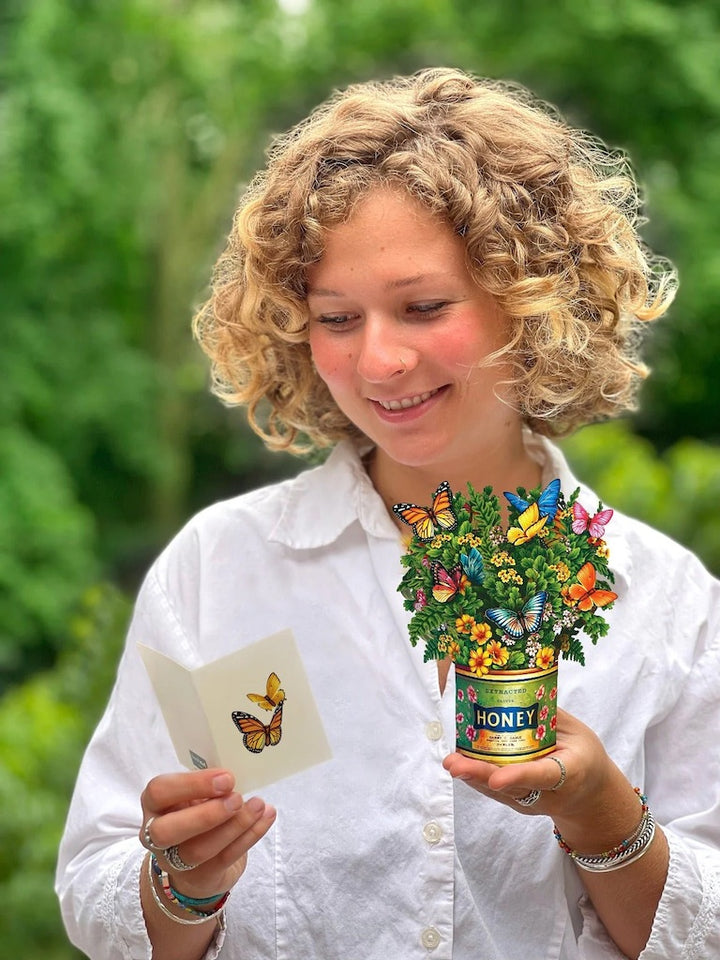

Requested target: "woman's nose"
[{"left": 356, "top": 320, "right": 416, "bottom": 383}]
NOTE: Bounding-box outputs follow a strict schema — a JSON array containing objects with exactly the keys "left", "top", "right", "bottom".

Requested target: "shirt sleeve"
[
  {"left": 577, "top": 554, "right": 720, "bottom": 960},
  {"left": 55, "top": 567, "right": 227, "bottom": 960},
  {"left": 639, "top": 562, "right": 720, "bottom": 960}
]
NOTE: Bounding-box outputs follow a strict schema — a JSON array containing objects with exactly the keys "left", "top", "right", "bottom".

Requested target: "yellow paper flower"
[
  {"left": 469, "top": 646, "right": 493, "bottom": 676},
  {"left": 498, "top": 568, "right": 523, "bottom": 584},
  {"left": 490, "top": 551, "right": 515, "bottom": 567},
  {"left": 470, "top": 621, "right": 492, "bottom": 644},
  {"left": 550, "top": 561, "right": 571, "bottom": 583},
  {"left": 447, "top": 641, "right": 461, "bottom": 661},
  {"left": 535, "top": 647, "right": 555, "bottom": 669},
  {"left": 486, "top": 640, "right": 509, "bottom": 666},
  {"left": 455, "top": 614, "right": 476, "bottom": 634}
]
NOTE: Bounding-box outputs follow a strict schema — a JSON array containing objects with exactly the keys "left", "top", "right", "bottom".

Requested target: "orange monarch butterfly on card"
[
  {"left": 392, "top": 480, "right": 457, "bottom": 541},
  {"left": 231, "top": 703, "right": 283, "bottom": 754},
  {"left": 246, "top": 672, "right": 286, "bottom": 711}
]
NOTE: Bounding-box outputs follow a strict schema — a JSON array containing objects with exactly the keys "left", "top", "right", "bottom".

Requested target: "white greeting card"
[{"left": 138, "top": 628, "right": 332, "bottom": 792}]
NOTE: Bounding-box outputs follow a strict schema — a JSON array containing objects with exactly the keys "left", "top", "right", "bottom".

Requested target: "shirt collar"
[
  {"left": 268, "top": 441, "right": 397, "bottom": 549},
  {"left": 269, "top": 432, "right": 633, "bottom": 588}
]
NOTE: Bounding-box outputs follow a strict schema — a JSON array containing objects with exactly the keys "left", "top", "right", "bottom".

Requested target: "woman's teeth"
[{"left": 377, "top": 389, "right": 438, "bottom": 411}]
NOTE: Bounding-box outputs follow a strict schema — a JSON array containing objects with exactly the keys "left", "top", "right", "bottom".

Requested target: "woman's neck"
[{"left": 366, "top": 433, "right": 544, "bottom": 527}]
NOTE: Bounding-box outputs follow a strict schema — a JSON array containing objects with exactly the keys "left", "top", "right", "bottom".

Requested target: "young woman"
[{"left": 56, "top": 68, "right": 720, "bottom": 960}]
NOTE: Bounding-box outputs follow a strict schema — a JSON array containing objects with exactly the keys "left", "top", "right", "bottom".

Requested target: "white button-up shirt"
[{"left": 56, "top": 435, "right": 720, "bottom": 959}]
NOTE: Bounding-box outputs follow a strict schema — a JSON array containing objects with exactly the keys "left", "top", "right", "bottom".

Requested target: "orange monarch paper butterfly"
[
  {"left": 392, "top": 480, "right": 457, "bottom": 541},
  {"left": 246, "top": 672, "right": 286, "bottom": 711},
  {"left": 231, "top": 703, "right": 283, "bottom": 754},
  {"left": 563, "top": 562, "right": 618, "bottom": 612}
]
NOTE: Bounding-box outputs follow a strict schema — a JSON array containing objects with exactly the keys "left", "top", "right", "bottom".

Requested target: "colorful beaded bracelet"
[
  {"left": 149, "top": 854, "right": 230, "bottom": 919},
  {"left": 553, "top": 788, "right": 656, "bottom": 873},
  {"left": 147, "top": 855, "right": 226, "bottom": 926}
]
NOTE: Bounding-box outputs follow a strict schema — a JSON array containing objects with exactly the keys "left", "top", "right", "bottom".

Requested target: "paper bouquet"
[{"left": 393, "top": 479, "right": 618, "bottom": 762}]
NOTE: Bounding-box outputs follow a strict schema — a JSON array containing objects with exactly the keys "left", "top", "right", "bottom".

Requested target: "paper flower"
[{"left": 394, "top": 479, "right": 618, "bottom": 668}]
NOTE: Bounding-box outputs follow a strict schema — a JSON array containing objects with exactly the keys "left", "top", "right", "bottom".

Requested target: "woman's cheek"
[{"left": 309, "top": 336, "right": 350, "bottom": 386}]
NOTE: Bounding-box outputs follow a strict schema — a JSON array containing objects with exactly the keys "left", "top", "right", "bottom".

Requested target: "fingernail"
[
  {"left": 245, "top": 796, "right": 264, "bottom": 815},
  {"left": 212, "top": 773, "right": 233, "bottom": 794},
  {"left": 263, "top": 805, "right": 277, "bottom": 820},
  {"left": 224, "top": 792, "right": 244, "bottom": 812}
]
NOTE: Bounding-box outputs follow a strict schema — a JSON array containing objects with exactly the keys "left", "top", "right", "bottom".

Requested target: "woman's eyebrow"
[{"left": 307, "top": 273, "right": 455, "bottom": 297}]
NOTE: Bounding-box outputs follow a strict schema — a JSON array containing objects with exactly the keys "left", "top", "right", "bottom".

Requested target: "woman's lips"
[
  {"left": 375, "top": 388, "right": 440, "bottom": 411},
  {"left": 370, "top": 385, "right": 446, "bottom": 419}
]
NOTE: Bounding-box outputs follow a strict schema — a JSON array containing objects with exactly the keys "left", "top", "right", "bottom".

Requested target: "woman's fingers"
[
  {"left": 162, "top": 795, "right": 276, "bottom": 870},
  {"left": 139, "top": 767, "right": 277, "bottom": 893},
  {"left": 443, "top": 708, "right": 613, "bottom": 814},
  {"left": 142, "top": 768, "right": 234, "bottom": 817}
]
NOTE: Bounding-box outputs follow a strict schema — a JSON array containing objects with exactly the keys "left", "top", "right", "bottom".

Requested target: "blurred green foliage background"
[{"left": 1, "top": 0, "right": 719, "bottom": 955}]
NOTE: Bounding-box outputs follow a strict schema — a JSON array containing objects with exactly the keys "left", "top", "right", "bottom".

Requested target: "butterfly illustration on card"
[
  {"left": 431, "top": 562, "right": 469, "bottom": 603},
  {"left": 571, "top": 502, "right": 614, "bottom": 539},
  {"left": 231, "top": 703, "right": 284, "bottom": 754},
  {"left": 563, "top": 563, "right": 617, "bottom": 611},
  {"left": 392, "top": 480, "right": 457, "bottom": 541},
  {"left": 246, "top": 672, "right": 286, "bottom": 711},
  {"left": 485, "top": 591, "right": 547, "bottom": 639},
  {"left": 504, "top": 478, "right": 561, "bottom": 522}
]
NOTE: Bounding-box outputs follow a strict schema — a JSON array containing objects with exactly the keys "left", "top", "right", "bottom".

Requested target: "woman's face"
[{"left": 306, "top": 188, "right": 522, "bottom": 485}]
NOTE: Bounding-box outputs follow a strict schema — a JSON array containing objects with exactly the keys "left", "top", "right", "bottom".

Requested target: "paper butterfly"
[
  {"left": 431, "top": 562, "right": 469, "bottom": 603},
  {"left": 231, "top": 703, "right": 284, "bottom": 754},
  {"left": 246, "top": 672, "right": 286, "bottom": 711},
  {"left": 564, "top": 562, "right": 617, "bottom": 611},
  {"left": 460, "top": 546, "right": 484, "bottom": 585},
  {"left": 393, "top": 480, "right": 457, "bottom": 541},
  {"left": 485, "top": 591, "right": 548, "bottom": 639},
  {"left": 506, "top": 501, "right": 548, "bottom": 545},
  {"left": 504, "top": 478, "right": 561, "bottom": 522},
  {"left": 571, "top": 502, "right": 614, "bottom": 539}
]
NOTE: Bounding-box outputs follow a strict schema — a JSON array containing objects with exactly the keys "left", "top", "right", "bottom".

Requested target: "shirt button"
[
  {"left": 425, "top": 721, "right": 443, "bottom": 741},
  {"left": 422, "top": 821, "right": 442, "bottom": 844},
  {"left": 421, "top": 926, "right": 441, "bottom": 950}
]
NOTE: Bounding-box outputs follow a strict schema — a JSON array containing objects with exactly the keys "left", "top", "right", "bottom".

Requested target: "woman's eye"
[
  {"left": 317, "top": 314, "right": 355, "bottom": 326},
  {"left": 409, "top": 301, "right": 449, "bottom": 315}
]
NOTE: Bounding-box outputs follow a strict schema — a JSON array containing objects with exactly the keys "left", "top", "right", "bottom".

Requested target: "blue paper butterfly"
[
  {"left": 460, "top": 546, "right": 484, "bottom": 585},
  {"left": 504, "top": 478, "right": 561, "bottom": 522},
  {"left": 485, "top": 591, "right": 547, "bottom": 639}
]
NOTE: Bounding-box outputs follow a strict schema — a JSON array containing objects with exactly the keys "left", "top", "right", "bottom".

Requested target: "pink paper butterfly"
[{"left": 572, "top": 502, "right": 614, "bottom": 539}]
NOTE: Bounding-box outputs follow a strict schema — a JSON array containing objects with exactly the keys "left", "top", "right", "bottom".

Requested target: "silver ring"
[
  {"left": 398, "top": 356, "right": 407, "bottom": 374},
  {"left": 549, "top": 755, "right": 567, "bottom": 791},
  {"left": 515, "top": 789, "right": 542, "bottom": 807},
  {"left": 141, "top": 816, "right": 163, "bottom": 852},
  {"left": 163, "top": 844, "right": 197, "bottom": 872}
]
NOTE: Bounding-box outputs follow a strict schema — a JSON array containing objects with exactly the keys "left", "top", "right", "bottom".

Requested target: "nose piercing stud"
[{"left": 399, "top": 356, "right": 407, "bottom": 373}]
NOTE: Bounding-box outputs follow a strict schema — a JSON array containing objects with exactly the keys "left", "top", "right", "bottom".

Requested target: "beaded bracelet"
[
  {"left": 148, "top": 855, "right": 229, "bottom": 924},
  {"left": 553, "top": 788, "right": 657, "bottom": 873}
]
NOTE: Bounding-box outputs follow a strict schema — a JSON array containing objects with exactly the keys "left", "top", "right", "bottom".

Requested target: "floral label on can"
[{"left": 455, "top": 664, "right": 558, "bottom": 764}]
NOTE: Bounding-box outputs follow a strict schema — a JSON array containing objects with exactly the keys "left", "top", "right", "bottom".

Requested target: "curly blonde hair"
[{"left": 193, "top": 67, "right": 675, "bottom": 453}]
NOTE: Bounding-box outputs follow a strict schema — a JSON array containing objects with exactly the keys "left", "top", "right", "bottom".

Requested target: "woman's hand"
[
  {"left": 139, "top": 767, "right": 276, "bottom": 898},
  {"left": 442, "top": 708, "right": 613, "bottom": 819}
]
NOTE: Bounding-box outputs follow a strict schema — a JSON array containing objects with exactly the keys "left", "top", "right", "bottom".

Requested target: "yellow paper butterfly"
[
  {"left": 507, "top": 502, "right": 548, "bottom": 545},
  {"left": 246, "top": 672, "right": 286, "bottom": 711}
]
